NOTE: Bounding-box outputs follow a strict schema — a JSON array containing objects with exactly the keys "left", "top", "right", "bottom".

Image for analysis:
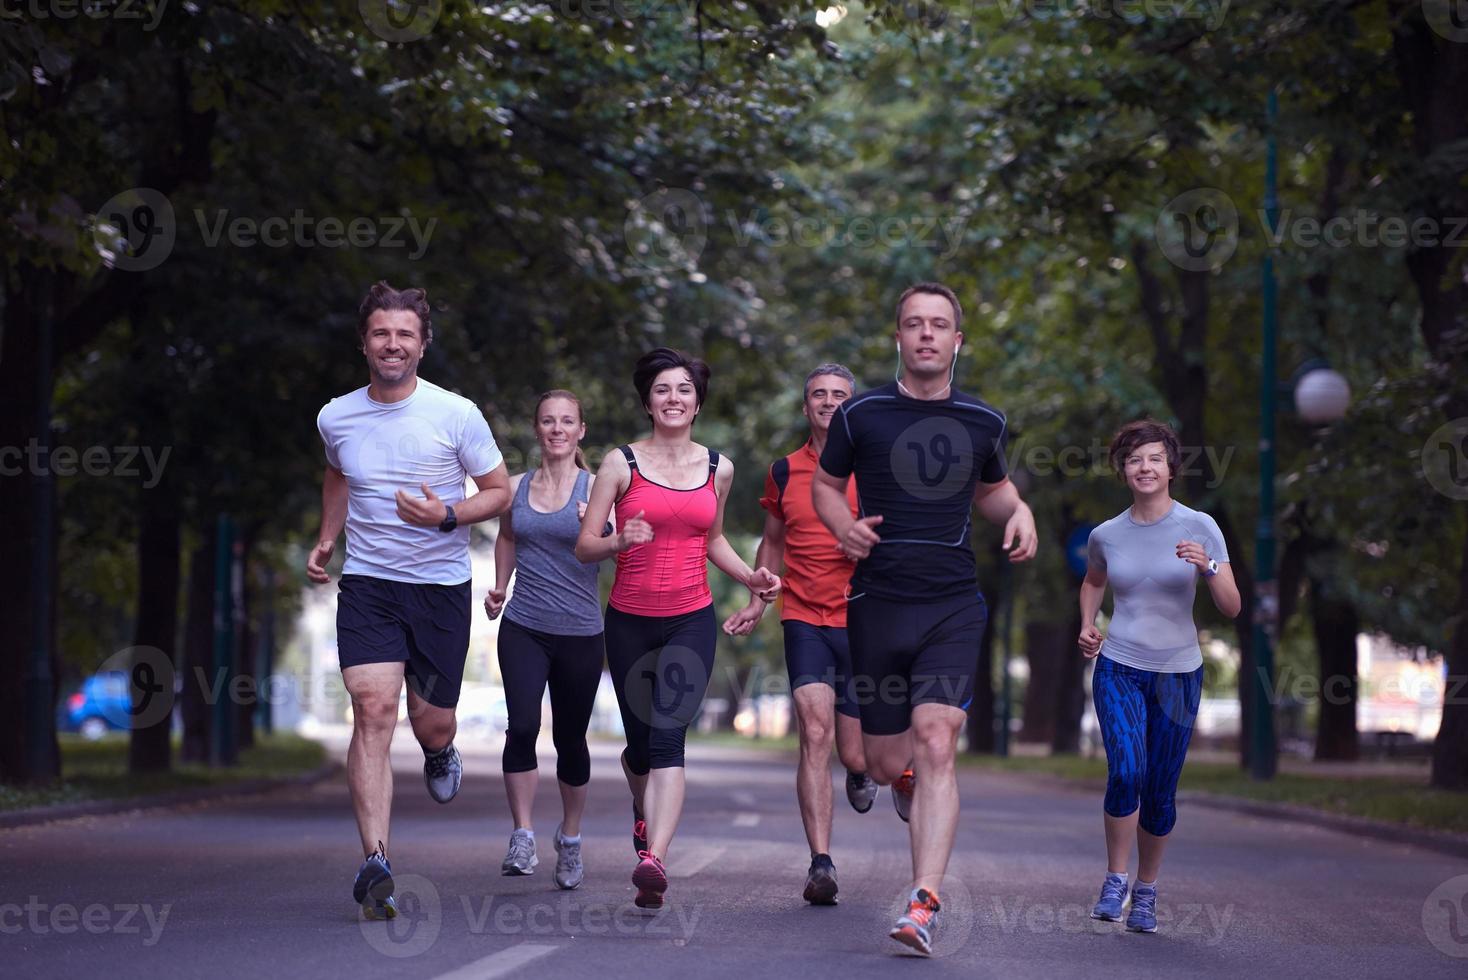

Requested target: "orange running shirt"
[{"left": 759, "top": 441, "right": 859, "bottom": 627}]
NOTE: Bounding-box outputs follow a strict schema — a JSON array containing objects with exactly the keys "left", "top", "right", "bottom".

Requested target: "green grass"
[
  {"left": 960, "top": 753, "right": 1468, "bottom": 836},
  {"left": 0, "top": 733, "right": 329, "bottom": 813},
  {"left": 687, "top": 731, "right": 801, "bottom": 752}
]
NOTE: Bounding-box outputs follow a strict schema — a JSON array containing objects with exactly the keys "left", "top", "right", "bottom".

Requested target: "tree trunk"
[
  {"left": 1020, "top": 620, "right": 1070, "bottom": 744},
  {"left": 235, "top": 536, "right": 255, "bottom": 751},
  {"left": 127, "top": 486, "right": 181, "bottom": 773},
  {"left": 1389, "top": 3, "right": 1468, "bottom": 790},
  {"left": 180, "top": 530, "right": 215, "bottom": 765},
  {"left": 0, "top": 274, "right": 49, "bottom": 782},
  {"left": 1052, "top": 610, "right": 1086, "bottom": 754},
  {"left": 1432, "top": 528, "right": 1468, "bottom": 789},
  {"left": 1310, "top": 576, "right": 1360, "bottom": 762}
]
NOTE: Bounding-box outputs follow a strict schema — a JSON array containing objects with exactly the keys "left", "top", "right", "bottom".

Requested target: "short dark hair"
[
  {"left": 1108, "top": 419, "right": 1182, "bottom": 482},
  {"left": 803, "top": 363, "right": 856, "bottom": 399},
  {"left": 358, "top": 280, "right": 432, "bottom": 350},
  {"left": 896, "top": 281, "right": 963, "bottom": 332},
  {"left": 633, "top": 347, "right": 711, "bottom": 423}
]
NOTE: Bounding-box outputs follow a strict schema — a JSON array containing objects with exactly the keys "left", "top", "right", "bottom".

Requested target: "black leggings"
[
  {"left": 604, "top": 603, "right": 717, "bottom": 774},
  {"left": 497, "top": 617, "right": 605, "bottom": 787}
]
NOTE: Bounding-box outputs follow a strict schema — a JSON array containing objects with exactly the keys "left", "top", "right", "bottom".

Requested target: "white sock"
[
  {"left": 558, "top": 830, "right": 580, "bottom": 844},
  {"left": 1107, "top": 871, "right": 1128, "bottom": 881},
  {"left": 516, "top": 828, "right": 535, "bottom": 840},
  {"left": 1136, "top": 878, "right": 1156, "bottom": 889}
]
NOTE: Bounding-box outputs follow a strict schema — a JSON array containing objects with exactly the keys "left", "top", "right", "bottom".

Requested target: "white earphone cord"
[{"left": 894, "top": 341, "right": 959, "bottom": 400}]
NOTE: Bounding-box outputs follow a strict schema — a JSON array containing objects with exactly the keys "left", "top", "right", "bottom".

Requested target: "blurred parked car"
[{"left": 58, "top": 671, "right": 131, "bottom": 740}]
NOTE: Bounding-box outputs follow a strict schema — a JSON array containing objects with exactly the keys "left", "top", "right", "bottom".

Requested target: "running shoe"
[
  {"left": 803, "top": 853, "right": 838, "bottom": 906},
  {"left": 1090, "top": 872, "right": 1128, "bottom": 921},
  {"left": 501, "top": 828, "right": 538, "bottom": 876},
  {"left": 423, "top": 742, "right": 462, "bottom": 804},
  {"left": 1126, "top": 882, "right": 1158, "bottom": 933},
  {"left": 553, "top": 824, "right": 584, "bottom": 890},
  {"left": 632, "top": 851, "right": 668, "bottom": 909},
  {"left": 890, "top": 887, "right": 940, "bottom": 955},
  {"left": 352, "top": 842, "right": 396, "bottom": 920},
  {"left": 846, "top": 771, "right": 879, "bottom": 814},
  {"left": 892, "top": 768, "right": 915, "bottom": 823}
]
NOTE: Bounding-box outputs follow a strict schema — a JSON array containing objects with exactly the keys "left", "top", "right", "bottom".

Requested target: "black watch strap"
[{"left": 439, "top": 504, "right": 457, "bottom": 533}]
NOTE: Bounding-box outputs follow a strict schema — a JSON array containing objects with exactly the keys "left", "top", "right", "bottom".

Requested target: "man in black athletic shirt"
[{"left": 813, "top": 281, "right": 1038, "bottom": 955}]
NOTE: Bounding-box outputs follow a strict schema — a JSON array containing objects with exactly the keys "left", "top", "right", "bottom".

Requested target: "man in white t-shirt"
[{"left": 309, "top": 280, "right": 511, "bottom": 920}]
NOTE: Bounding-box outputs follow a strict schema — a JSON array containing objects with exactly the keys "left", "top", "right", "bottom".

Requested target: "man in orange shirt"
[{"left": 727, "top": 363, "right": 877, "bottom": 906}]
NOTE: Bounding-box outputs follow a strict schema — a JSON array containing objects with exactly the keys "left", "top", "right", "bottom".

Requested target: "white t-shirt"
[{"left": 317, "top": 378, "right": 502, "bottom": 585}]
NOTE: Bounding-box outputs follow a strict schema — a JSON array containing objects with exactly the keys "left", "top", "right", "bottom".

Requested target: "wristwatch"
[
  {"left": 438, "top": 504, "right": 457, "bottom": 533},
  {"left": 1203, "top": 558, "right": 1219, "bottom": 577}
]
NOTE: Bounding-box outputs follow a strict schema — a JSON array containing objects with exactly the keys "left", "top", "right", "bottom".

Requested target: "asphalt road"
[{"left": 3, "top": 732, "right": 1466, "bottom": 978}]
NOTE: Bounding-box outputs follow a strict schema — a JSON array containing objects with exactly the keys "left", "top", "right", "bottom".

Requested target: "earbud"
[{"left": 895, "top": 341, "right": 901, "bottom": 353}]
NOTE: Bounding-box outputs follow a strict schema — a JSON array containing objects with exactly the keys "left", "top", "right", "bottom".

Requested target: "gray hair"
[{"left": 803, "top": 363, "right": 856, "bottom": 399}]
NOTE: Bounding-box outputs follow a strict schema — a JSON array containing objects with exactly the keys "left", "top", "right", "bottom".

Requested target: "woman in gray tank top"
[
  {"left": 483, "top": 390, "right": 608, "bottom": 889},
  {"left": 1076, "top": 420, "right": 1240, "bottom": 934}
]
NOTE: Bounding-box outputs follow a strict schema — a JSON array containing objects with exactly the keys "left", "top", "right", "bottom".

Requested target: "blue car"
[{"left": 60, "top": 671, "right": 133, "bottom": 740}]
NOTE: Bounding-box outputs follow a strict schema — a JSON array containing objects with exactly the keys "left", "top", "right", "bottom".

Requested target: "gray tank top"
[{"left": 503, "top": 469, "right": 603, "bottom": 636}]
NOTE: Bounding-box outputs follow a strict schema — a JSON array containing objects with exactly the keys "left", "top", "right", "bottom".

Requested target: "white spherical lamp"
[{"left": 1294, "top": 368, "right": 1351, "bottom": 425}]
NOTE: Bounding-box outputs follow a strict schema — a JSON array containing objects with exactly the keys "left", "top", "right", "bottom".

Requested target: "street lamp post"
[{"left": 1253, "top": 90, "right": 1353, "bottom": 779}]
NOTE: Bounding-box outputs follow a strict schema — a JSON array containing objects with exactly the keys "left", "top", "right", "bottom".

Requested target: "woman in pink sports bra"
[{"left": 576, "top": 347, "right": 781, "bottom": 910}]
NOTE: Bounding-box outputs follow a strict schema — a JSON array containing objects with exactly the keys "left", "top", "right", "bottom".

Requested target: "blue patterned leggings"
[{"left": 1092, "top": 655, "right": 1203, "bottom": 837}]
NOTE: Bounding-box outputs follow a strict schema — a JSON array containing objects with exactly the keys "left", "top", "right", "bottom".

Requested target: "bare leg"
[
  {"left": 558, "top": 780, "right": 589, "bottom": 838},
  {"left": 643, "top": 766, "right": 686, "bottom": 859},
  {"left": 343, "top": 663, "right": 405, "bottom": 856},
  {"left": 620, "top": 748, "right": 648, "bottom": 817},
  {"left": 404, "top": 686, "right": 457, "bottom": 753},
  {"left": 1137, "top": 826, "right": 1168, "bottom": 881},
  {"left": 834, "top": 711, "right": 868, "bottom": 774},
  {"left": 907, "top": 703, "right": 964, "bottom": 893},
  {"left": 505, "top": 769, "right": 538, "bottom": 831},
  {"left": 1104, "top": 809, "right": 1140, "bottom": 874},
  {"left": 792, "top": 685, "right": 838, "bottom": 855},
  {"left": 859, "top": 729, "right": 914, "bottom": 786}
]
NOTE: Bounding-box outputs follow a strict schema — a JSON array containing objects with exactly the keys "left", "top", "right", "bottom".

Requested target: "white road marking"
[
  {"left": 667, "top": 845, "right": 726, "bottom": 878},
  {"left": 733, "top": 813, "right": 760, "bottom": 828},
  {"left": 430, "top": 942, "right": 562, "bottom": 980},
  {"left": 731, "top": 791, "right": 756, "bottom": 807}
]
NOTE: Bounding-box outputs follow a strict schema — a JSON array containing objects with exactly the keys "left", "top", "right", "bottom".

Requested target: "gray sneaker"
[
  {"left": 553, "top": 824, "right": 584, "bottom": 890},
  {"left": 501, "top": 829, "right": 538, "bottom": 876},
  {"left": 845, "top": 771, "right": 879, "bottom": 813},
  {"left": 423, "top": 742, "right": 462, "bottom": 804}
]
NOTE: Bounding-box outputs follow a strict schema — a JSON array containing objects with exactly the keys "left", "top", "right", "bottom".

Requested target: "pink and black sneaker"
[{"left": 632, "top": 851, "right": 667, "bottom": 909}]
